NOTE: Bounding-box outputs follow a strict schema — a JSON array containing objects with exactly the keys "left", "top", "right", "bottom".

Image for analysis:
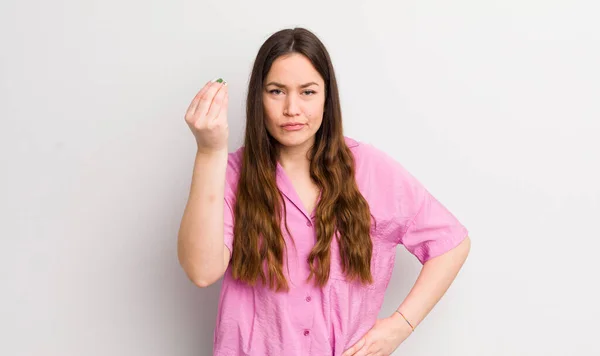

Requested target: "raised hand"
[{"left": 184, "top": 78, "right": 229, "bottom": 154}]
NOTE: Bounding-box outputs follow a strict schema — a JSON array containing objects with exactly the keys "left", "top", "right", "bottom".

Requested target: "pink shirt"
[{"left": 213, "top": 137, "right": 468, "bottom": 356}]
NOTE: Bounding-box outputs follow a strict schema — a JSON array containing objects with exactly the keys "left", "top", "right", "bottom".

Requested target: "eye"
[
  {"left": 303, "top": 90, "right": 316, "bottom": 96},
  {"left": 269, "top": 89, "right": 283, "bottom": 95}
]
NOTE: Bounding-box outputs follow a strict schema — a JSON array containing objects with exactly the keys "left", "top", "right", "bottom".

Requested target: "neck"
[{"left": 277, "top": 141, "right": 313, "bottom": 171}]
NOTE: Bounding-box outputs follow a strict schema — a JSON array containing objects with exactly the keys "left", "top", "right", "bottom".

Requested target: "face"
[{"left": 263, "top": 53, "right": 326, "bottom": 152}]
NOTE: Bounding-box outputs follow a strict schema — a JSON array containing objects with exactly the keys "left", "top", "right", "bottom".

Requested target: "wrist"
[
  {"left": 391, "top": 310, "right": 415, "bottom": 334},
  {"left": 195, "top": 148, "right": 228, "bottom": 160}
]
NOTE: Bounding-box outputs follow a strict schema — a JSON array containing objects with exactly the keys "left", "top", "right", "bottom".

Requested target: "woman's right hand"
[{"left": 185, "top": 79, "right": 229, "bottom": 154}]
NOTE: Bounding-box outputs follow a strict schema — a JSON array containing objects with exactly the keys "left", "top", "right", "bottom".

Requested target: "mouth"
[{"left": 281, "top": 123, "right": 306, "bottom": 131}]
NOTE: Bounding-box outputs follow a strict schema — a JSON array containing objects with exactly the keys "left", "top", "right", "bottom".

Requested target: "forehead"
[{"left": 265, "top": 53, "right": 323, "bottom": 84}]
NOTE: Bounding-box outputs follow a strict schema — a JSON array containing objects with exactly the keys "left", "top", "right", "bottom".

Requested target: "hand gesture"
[{"left": 184, "top": 78, "right": 229, "bottom": 154}]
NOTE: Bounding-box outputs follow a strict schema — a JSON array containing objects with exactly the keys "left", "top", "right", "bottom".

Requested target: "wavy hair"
[{"left": 231, "top": 28, "right": 374, "bottom": 291}]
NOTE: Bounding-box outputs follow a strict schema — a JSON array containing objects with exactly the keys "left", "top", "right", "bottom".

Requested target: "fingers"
[
  {"left": 342, "top": 338, "right": 367, "bottom": 356},
  {"left": 195, "top": 81, "right": 226, "bottom": 120},
  {"left": 352, "top": 346, "right": 371, "bottom": 356},
  {"left": 206, "top": 84, "right": 228, "bottom": 122},
  {"left": 215, "top": 89, "right": 229, "bottom": 125},
  {"left": 185, "top": 80, "right": 212, "bottom": 120}
]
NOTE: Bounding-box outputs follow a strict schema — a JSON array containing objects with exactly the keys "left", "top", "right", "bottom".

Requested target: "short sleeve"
[
  {"left": 400, "top": 184, "right": 469, "bottom": 264},
  {"left": 351, "top": 141, "right": 468, "bottom": 264}
]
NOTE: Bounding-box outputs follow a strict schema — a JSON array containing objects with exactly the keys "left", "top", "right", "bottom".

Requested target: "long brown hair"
[{"left": 231, "top": 28, "right": 374, "bottom": 292}]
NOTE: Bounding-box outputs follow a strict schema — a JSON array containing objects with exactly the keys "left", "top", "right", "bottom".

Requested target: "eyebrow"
[{"left": 265, "top": 81, "right": 319, "bottom": 89}]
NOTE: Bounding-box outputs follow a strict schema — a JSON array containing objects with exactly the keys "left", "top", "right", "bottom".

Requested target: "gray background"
[{"left": 1, "top": 0, "right": 598, "bottom": 355}]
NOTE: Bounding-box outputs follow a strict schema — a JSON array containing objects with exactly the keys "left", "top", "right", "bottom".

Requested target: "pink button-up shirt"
[{"left": 213, "top": 137, "right": 468, "bottom": 356}]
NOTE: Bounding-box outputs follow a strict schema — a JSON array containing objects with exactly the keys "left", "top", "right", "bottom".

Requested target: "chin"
[{"left": 274, "top": 131, "right": 314, "bottom": 148}]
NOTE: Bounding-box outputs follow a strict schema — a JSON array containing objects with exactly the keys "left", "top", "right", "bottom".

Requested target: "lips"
[{"left": 281, "top": 123, "right": 305, "bottom": 131}]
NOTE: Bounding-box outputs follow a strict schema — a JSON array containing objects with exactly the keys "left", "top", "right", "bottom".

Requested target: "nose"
[{"left": 284, "top": 94, "right": 301, "bottom": 117}]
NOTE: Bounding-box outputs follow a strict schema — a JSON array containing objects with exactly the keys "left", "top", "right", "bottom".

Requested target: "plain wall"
[{"left": 1, "top": 0, "right": 598, "bottom": 355}]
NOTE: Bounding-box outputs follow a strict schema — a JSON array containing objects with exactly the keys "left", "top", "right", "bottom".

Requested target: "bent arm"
[{"left": 391, "top": 236, "right": 471, "bottom": 329}]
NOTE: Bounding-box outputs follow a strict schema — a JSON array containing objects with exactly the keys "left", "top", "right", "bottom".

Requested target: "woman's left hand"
[{"left": 341, "top": 313, "right": 413, "bottom": 356}]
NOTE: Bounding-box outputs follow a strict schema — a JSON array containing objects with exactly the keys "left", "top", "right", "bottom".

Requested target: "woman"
[{"left": 178, "top": 27, "right": 471, "bottom": 356}]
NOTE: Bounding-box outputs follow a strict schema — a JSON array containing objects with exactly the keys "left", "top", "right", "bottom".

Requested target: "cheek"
[
  {"left": 264, "top": 115, "right": 278, "bottom": 132},
  {"left": 263, "top": 100, "right": 278, "bottom": 124},
  {"left": 306, "top": 102, "right": 324, "bottom": 120}
]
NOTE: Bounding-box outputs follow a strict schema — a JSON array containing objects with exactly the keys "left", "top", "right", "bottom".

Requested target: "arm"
[
  {"left": 342, "top": 236, "right": 471, "bottom": 356},
  {"left": 392, "top": 235, "right": 471, "bottom": 330},
  {"left": 177, "top": 150, "right": 231, "bottom": 288},
  {"left": 178, "top": 79, "right": 230, "bottom": 288}
]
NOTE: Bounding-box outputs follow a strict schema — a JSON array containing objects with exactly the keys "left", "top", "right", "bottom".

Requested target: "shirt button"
[
  {"left": 303, "top": 330, "right": 310, "bottom": 336},
  {"left": 305, "top": 296, "right": 312, "bottom": 302}
]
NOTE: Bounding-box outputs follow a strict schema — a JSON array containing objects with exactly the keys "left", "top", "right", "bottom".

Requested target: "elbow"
[
  {"left": 188, "top": 271, "right": 225, "bottom": 288},
  {"left": 191, "top": 278, "right": 215, "bottom": 288},
  {"left": 181, "top": 267, "right": 221, "bottom": 288},
  {"left": 178, "top": 256, "right": 224, "bottom": 288},
  {"left": 177, "top": 237, "right": 226, "bottom": 288},
  {"left": 176, "top": 259, "right": 208, "bottom": 289}
]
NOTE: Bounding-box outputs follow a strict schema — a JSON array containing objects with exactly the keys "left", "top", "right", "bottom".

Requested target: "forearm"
[
  {"left": 392, "top": 236, "right": 471, "bottom": 329},
  {"left": 177, "top": 149, "right": 229, "bottom": 286}
]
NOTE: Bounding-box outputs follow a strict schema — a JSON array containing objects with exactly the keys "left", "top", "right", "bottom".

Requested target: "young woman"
[{"left": 178, "top": 27, "right": 471, "bottom": 356}]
